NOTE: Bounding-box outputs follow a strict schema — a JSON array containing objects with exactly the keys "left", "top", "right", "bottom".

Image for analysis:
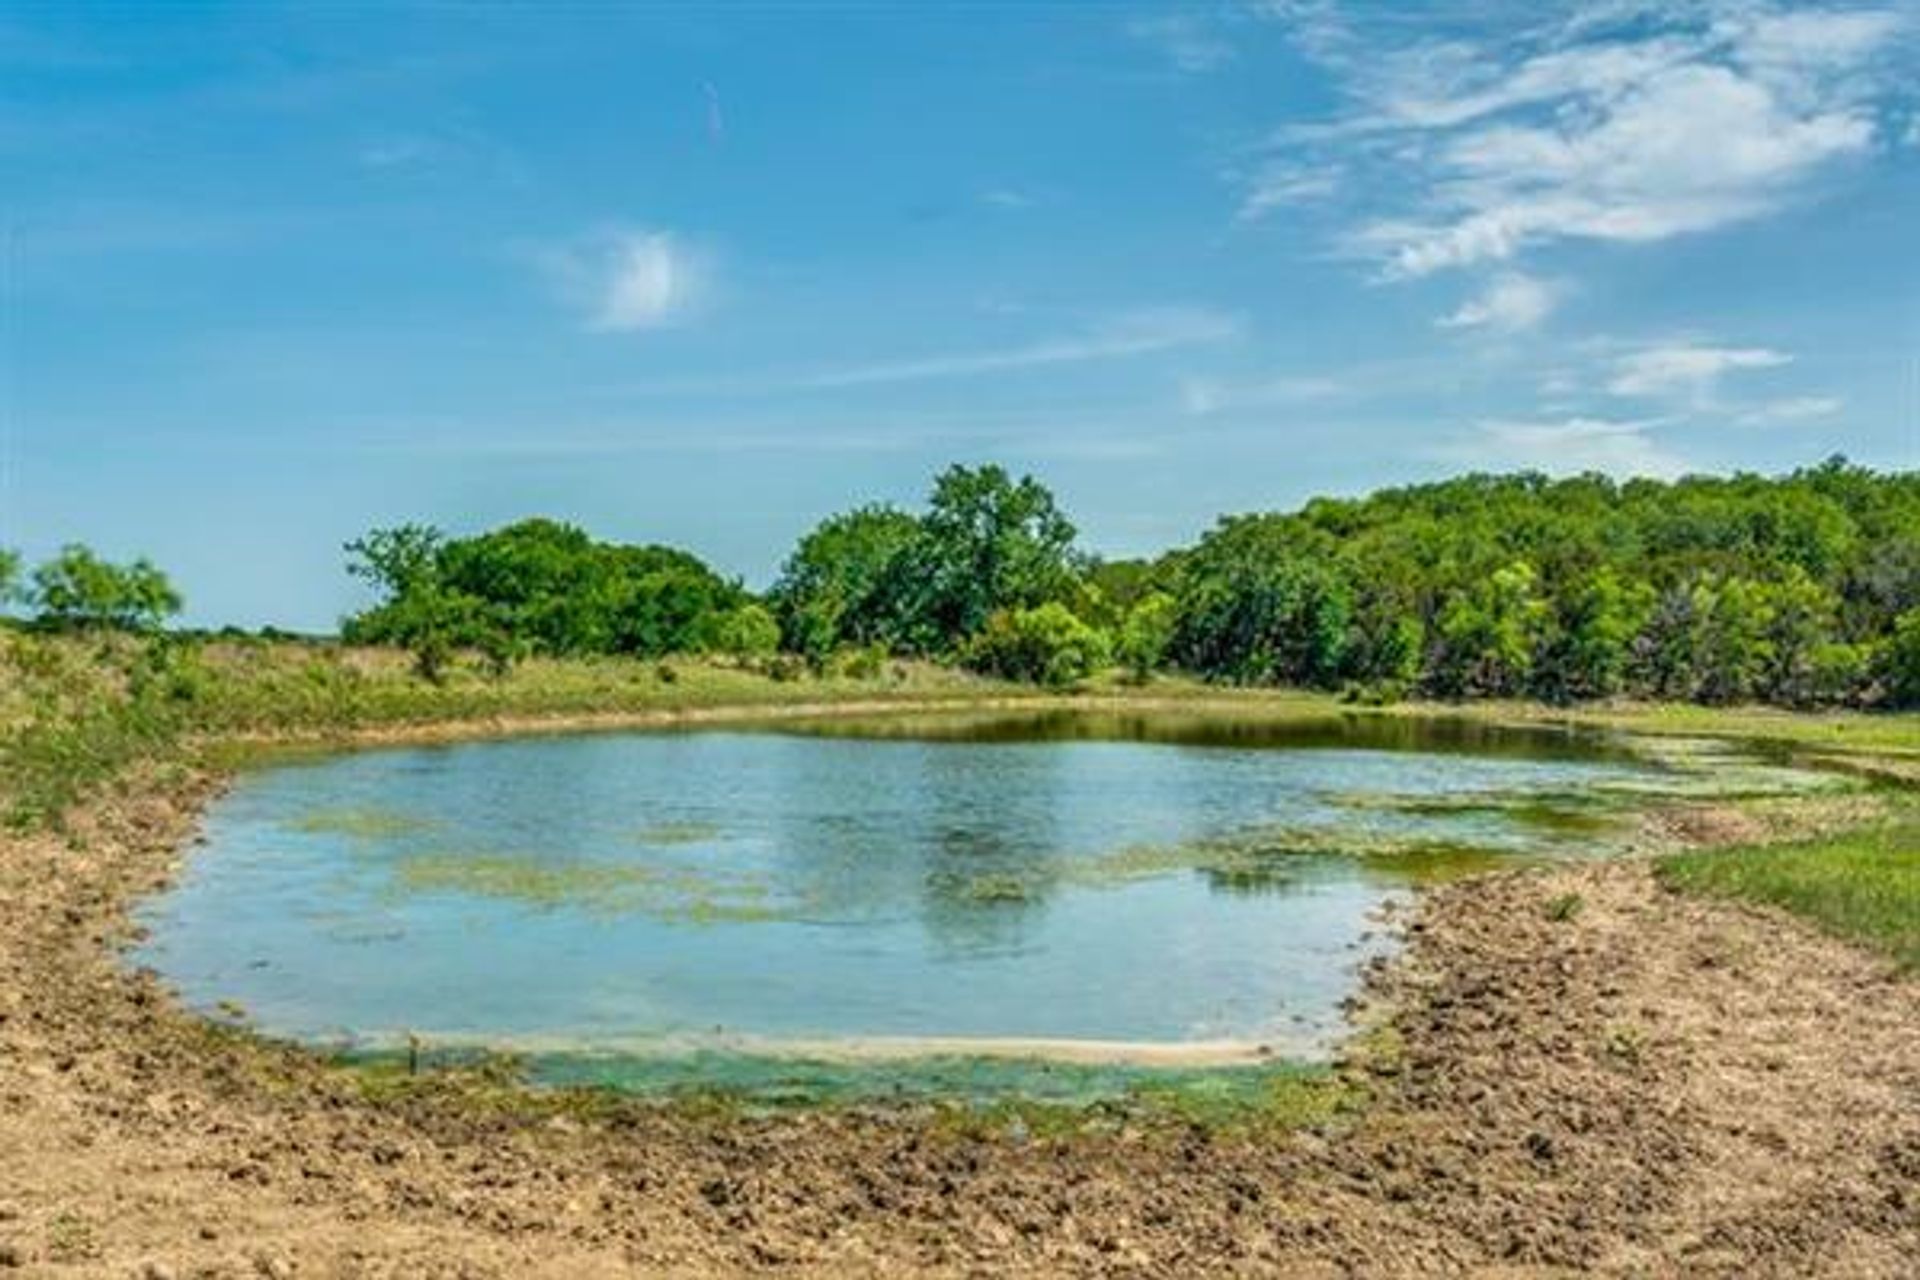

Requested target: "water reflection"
[{"left": 132, "top": 710, "right": 1745, "bottom": 1051}]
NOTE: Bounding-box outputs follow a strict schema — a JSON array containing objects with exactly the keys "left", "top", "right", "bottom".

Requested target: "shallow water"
[
  {"left": 142, "top": 710, "right": 1850, "bottom": 1105},
  {"left": 133, "top": 711, "right": 1728, "bottom": 1085}
]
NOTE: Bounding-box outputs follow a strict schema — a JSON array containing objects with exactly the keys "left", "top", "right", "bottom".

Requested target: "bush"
[
  {"left": 962, "top": 603, "right": 1111, "bottom": 687},
  {"left": 827, "top": 644, "right": 887, "bottom": 680},
  {"left": 1884, "top": 609, "right": 1920, "bottom": 708},
  {"left": 708, "top": 604, "right": 780, "bottom": 660}
]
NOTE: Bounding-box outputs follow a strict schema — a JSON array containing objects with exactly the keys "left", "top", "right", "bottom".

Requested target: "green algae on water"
[
  {"left": 629, "top": 820, "right": 725, "bottom": 847},
  {"left": 288, "top": 808, "right": 441, "bottom": 840}
]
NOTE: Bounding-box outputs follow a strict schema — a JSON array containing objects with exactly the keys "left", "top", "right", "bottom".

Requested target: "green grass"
[
  {"left": 1657, "top": 814, "right": 1920, "bottom": 971},
  {"left": 0, "top": 630, "right": 1027, "bottom": 830},
  {"left": 1430, "top": 698, "right": 1920, "bottom": 757}
]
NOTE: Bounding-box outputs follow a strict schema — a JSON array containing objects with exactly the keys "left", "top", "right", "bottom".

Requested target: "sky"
[{"left": 4, "top": 1, "right": 1918, "bottom": 630}]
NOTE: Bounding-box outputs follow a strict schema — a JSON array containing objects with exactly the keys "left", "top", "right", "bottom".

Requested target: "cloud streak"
[{"left": 802, "top": 307, "right": 1241, "bottom": 388}]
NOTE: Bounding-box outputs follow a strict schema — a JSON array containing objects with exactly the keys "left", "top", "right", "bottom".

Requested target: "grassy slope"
[
  {"left": 0, "top": 632, "right": 1024, "bottom": 828},
  {"left": 1657, "top": 812, "right": 1919, "bottom": 972}
]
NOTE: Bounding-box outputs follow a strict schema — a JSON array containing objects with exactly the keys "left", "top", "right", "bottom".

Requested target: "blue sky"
[{"left": 5, "top": 1, "right": 1918, "bottom": 629}]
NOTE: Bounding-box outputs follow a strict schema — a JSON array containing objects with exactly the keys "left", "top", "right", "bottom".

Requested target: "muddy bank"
[{"left": 0, "top": 757, "right": 1914, "bottom": 1275}]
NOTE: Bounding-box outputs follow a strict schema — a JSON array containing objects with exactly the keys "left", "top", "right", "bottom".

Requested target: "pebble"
[
  {"left": 0, "top": 1243, "right": 21, "bottom": 1268},
  {"left": 140, "top": 1262, "right": 177, "bottom": 1280}
]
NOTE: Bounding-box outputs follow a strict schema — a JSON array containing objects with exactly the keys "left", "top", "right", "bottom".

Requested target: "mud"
[{"left": 0, "top": 758, "right": 1913, "bottom": 1277}]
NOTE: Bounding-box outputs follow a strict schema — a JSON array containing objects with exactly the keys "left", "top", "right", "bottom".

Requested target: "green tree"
[
  {"left": 1115, "top": 591, "right": 1177, "bottom": 678},
  {"left": 1534, "top": 569, "right": 1650, "bottom": 703},
  {"left": 1691, "top": 577, "right": 1775, "bottom": 705},
  {"left": 708, "top": 603, "right": 781, "bottom": 659},
  {"left": 1883, "top": 608, "right": 1920, "bottom": 708},
  {"left": 768, "top": 505, "right": 921, "bottom": 658},
  {"left": 1428, "top": 562, "right": 1546, "bottom": 698},
  {"left": 343, "top": 525, "right": 474, "bottom": 680},
  {"left": 0, "top": 548, "right": 19, "bottom": 609},
  {"left": 1807, "top": 641, "right": 1871, "bottom": 707},
  {"left": 30, "top": 544, "right": 183, "bottom": 631},
  {"left": 1758, "top": 567, "right": 1839, "bottom": 707},
  {"left": 908, "top": 464, "right": 1081, "bottom": 650},
  {"left": 963, "top": 602, "right": 1111, "bottom": 687},
  {"left": 1168, "top": 516, "right": 1351, "bottom": 687}
]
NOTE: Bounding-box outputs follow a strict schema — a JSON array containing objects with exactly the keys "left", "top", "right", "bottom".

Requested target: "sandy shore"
[{"left": 0, "top": 744, "right": 1913, "bottom": 1275}]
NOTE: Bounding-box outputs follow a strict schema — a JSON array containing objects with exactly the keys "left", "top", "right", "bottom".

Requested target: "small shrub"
[
  {"left": 962, "top": 603, "right": 1111, "bottom": 687},
  {"left": 1545, "top": 891, "right": 1585, "bottom": 922}
]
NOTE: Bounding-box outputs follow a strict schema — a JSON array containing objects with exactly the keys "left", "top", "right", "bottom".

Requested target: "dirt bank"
[{"left": 0, "top": 759, "right": 1914, "bottom": 1277}]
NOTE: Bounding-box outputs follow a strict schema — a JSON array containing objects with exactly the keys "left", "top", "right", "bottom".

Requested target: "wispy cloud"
[
  {"left": 1437, "top": 272, "right": 1558, "bottom": 332},
  {"left": 1439, "top": 414, "right": 1687, "bottom": 478},
  {"left": 803, "top": 307, "right": 1241, "bottom": 388},
  {"left": 1128, "top": 14, "right": 1235, "bottom": 74},
  {"left": 1180, "top": 372, "right": 1344, "bottom": 416},
  {"left": 1607, "top": 342, "right": 1790, "bottom": 401},
  {"left": 538, "top": 227, "right": 709, "bottom": 333},
  {"left": 1736, "top": 394, "right": 1844, "bottom": 425},
  {"left": 980, "top": 187, "right": 1036, "bottom": 210},
  {"left": 1247, "top": 3, "right": 1913, "bottom": 277}
]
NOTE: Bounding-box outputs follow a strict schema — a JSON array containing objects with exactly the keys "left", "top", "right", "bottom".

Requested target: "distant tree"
[
  {"left": 1807, "top": 641, "right": 1871, "bottom": 707},
  {"left": 343, "top": 525, "right": 467, "bottom": 680},
  {"left": 708, "top": 603, "right": 781, "bottom": 659},
  {"left": 1167, "top": 515, "right": 1351, "bottom": 687},
  {"left": 345, "top": 524, "right": 445, "bottom": 601},
  {"left": 1630, "top": 585, "right": 1702, "bottom": 700},
  {"left": 30, "top": 544, "right": 182, "bottom": 632},
  {"left": 963, "top": 602, "right": 1111, "bottom": 687},
  {"left": 1428, "top": 562, "right": 1546, "bottom": 699},
  {"left": 1758, "top": 567, "right": 1839, "bottom": 706},
  {"left": 910, "top": 464, "right": 1081, "bottom": 649},
  {"left": 1534, "top": 569, "right": 1650, "bottom": 703},
  {"left": 343, "top": 520, "right": 748, "bottom": 670},
  {"left": 1115, "top": 591, "right": 1177, "bottom": 679},
  {"left": 769, "top": 504, "right": 921, "bottom": 658},
  {"left": 1883, "top": 608, "right": 1920, "bottom": 709},
  {"left": 0, "top": 548, "right": 19, "bottom": 607},
  {"left": 1691, "top": 577, "right": 1775, "bottom": 705}
]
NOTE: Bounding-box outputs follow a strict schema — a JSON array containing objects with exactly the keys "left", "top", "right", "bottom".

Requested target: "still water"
[{"left": 135, "top": 711, "right": 1685, "bottom": 1064}]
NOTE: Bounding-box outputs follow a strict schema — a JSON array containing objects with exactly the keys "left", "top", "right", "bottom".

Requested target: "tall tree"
[{"left": 908, "top": 464, "right": 1081, "bottom": 649}]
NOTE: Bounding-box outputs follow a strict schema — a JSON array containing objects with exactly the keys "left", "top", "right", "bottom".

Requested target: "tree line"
[{"left": 9, "top": 456, "right": 1920, "bottom": 708}]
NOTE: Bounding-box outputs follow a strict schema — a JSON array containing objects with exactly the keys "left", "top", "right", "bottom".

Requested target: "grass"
[
  {"left": 1427, "top": 697, "right": 1920, "bottom": 757},
  {"left": 1657, "top": 812, "right": 1920, "bottom": 971},
  {"left": 0, "top": 629, "right": 1027, "bottom": 830}
]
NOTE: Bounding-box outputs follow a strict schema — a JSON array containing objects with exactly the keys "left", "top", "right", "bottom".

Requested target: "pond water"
[{"left": 131, "top": 710, "right": 1813, "bottom": 1091}]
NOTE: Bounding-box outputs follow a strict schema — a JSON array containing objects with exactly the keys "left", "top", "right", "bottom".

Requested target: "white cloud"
[
  {"left": 1248, "top": 3, "right": 1912, "bottom": 275},
  {"left": 1607, "top": 343, "right": 1790, "bottom": 400},
  {"left": 1129, "top": 15, "right": 1235, "bottom": 74},
  {"left": 1737, "top": 394, "right": 1844, "bottom": 424},
  {"left": 1236, "top": 162, "right": 1341, "bottom": 220},
  {"left": 1437, "top": 272, "right": 1558, "bottom": 332},
  {"left": 540, "top": 227, "right": 706, "bottom": 332},
  {"left": 1180, "top": 372, "right": 1343, "bottom": 416},
  {"left": 805, "top": 307, "right": 1241, "bottom": 388},
  {"left": 980, "top": 188, "right": 1035, "bottom": 210},
  {"left": 1443, "top": 415, "right": 1686, "bottom": 478}
]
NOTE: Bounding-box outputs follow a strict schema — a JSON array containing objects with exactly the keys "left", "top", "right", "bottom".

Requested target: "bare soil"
[{"left": 1, "top": 759, "right": 1913, "bottom": 1277}]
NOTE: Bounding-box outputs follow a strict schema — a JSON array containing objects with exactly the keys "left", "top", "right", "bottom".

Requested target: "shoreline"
[{"left": 1, "top": 693, "right": 1913, "bottom": 1273}]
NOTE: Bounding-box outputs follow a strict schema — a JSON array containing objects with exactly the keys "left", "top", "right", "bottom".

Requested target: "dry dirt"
[{"left": 1, "top": 762, "right": 1914, "bottom": 1277}]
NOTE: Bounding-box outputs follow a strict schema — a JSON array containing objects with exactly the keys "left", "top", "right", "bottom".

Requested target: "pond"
[{"left": 132, "top": 710, "right": 1832, "bottom": 1097}]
